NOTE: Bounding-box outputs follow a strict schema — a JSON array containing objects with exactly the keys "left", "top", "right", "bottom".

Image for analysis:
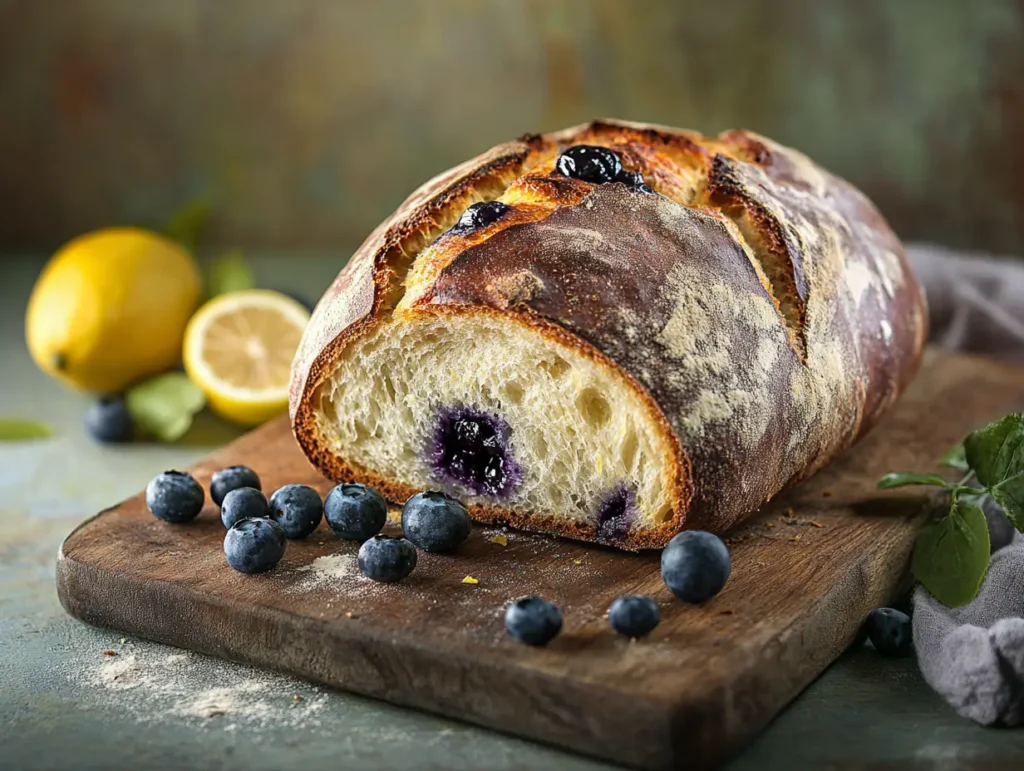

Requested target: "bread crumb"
[
  {"left": 489, "top": 534, "right": 508, "bottom": 547},
  {"left": 719, "top": 609, "right": 734, "bottom": 615},
  {"left": 810, "top": 520, "right": 824, "bottom": 528},
  {"left": 790, "top": 535, "right": 802, "bottom": 542},
  {"left": 462, "top": 576, "right": 479, "bottom": 585},
  {"left": 292, "top": 694, "right": 302, "bottom": 702},
  {"left": 573, "top": 559, "right": 583, "bottom": 565},
  {"left": 102, "top": 650, "right": 117, "bottom": 657},
  {"left": 345, "top": 611, "right": 357, "bottom": 619}
]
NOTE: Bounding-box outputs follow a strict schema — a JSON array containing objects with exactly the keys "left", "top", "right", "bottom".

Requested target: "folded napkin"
[{"left": 901, "top": 243, "right": 1024, "bottom": 725}]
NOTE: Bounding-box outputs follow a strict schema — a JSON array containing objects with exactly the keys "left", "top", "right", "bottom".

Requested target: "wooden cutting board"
[{"left": 57, "top": 349, "right": 1024, "bottom": 770}]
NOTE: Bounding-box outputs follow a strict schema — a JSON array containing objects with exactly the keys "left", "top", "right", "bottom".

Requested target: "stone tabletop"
[{"left": 2, "top": 254, "right": 1021, "bottom": 770}]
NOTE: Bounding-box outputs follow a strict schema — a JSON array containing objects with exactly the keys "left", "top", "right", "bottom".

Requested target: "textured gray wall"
[{"left": 1, "top": 0, "right": 1022, "bottom": 253}]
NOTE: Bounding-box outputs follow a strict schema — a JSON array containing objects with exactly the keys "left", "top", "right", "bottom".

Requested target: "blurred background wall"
[{"left": 1, "top": 0, "right": 1023, "bottom": 255}]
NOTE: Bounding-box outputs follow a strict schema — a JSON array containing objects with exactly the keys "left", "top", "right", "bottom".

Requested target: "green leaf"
[
  {"left": 125, "top": 373, "right": 206, "bottom": 443},
  {"left": 164, "top": 194, "right": 213, "bottom": 251},
  {"left": 205, "top": 249, "right": 255, "bottom": 299},
  {"left": 912, "top": 500, "right": 990, "bottom": 607},
  {"left": 0, "top": 418, "right": 53, "bottom": 441},
  {"left": 964, "top": 414, "right": 1024, "bottom": 528},
  {"left": 940, "top": 443, "right": 968, "bottom": 472},
  {"left": 877, "top": 472, "right": 949, "bottom": 490}
]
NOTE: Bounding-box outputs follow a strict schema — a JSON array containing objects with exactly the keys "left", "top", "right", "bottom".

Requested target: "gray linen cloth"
[{"left": 902, "top": 244, "right": 1024, "bottom": 726}]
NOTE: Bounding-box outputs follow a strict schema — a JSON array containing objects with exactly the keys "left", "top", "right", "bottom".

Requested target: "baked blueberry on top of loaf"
[{"left": 290, "top": 120, "right": 927, "bottom": 550}]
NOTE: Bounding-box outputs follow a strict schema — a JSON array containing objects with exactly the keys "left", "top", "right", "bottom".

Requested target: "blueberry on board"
[
  {"left": 448, "top": 201, "right": 511, "bottom": 236},
  {"left": 357, "top": 535, "right": 418, "bottom": 583},
  {"left": 401, "top": 491, "right": 472, "bottom": 552},
  {"left": 268, "top": 484, "right": 323, "bottom": 539},
  {"left": 221, "top": 487, "right": 270, "bottom": 529},
  {"left": 555, "top": 145, "right": 623, "bottom": 184},
  {"left": 865, "top": 607, "right": 912, "bottom": 657},
  {"left": 324, "top": 483, "right": 388, "bottom": 541},
  {"left": 146, "top": 470, "right": 205, "bottom": 523},
  {"left": 210, "top": 465, "right": 262, "bottom": 507},
  {"left": 224, "top": 517, "right": 287, "bottom": 574},
  {"left": 982, "top": 495, "right": 1016, "bottom": 553},
  {"left": 660, "top": 531, "right": 731, "bottom": 603},
  {"left": 607, "top": 595, "right": 661, "bottom": 638},
  {"left": 505, "top": 596, "right": 563, "bottom": 646},
  {"left": 84, "top": 396, "right": 134, "bottom": 443}
]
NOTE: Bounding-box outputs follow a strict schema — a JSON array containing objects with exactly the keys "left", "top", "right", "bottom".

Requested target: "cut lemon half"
[{"left": 183, "top": 290, "right": 310, "bottom": 426}]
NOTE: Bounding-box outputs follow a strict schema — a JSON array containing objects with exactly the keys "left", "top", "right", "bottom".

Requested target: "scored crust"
[{"left": 290, "top": 119, "right": 928, "bottom": 549}]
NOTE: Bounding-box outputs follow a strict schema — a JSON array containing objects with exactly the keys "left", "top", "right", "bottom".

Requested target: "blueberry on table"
[
  {"left": 865, "top": 607, "right": 912, "bottom": 657},
  {"left": 324, "top": 483, "right": 388, "bottom": 541},
  {"left": 146, "top": 470, "right": 204, "bottom": 523},
  {"left": 505, "top": 596, "right": 563, "bottom": 646},
  {"left": 357, "top": 535, "right": 418, "bottom": 583},
  {"left": 268, "top": 484, "right": 323, "bottom": 539},
  {"left": 220, "top": 487, "right": 270, "bottom": 529},
  {"left": 982, "top": 496, "right": 1016, "bottom": 553},
  {"left": 224, "top": 517, "right": 286, "bottom": 574},
  {"left": 401, "top": 491, "right": 472, "bottom": 552},
  {"left": 608, "top": 595, "right": 661, "bottom": 638},
  {"left": 660, "top": 531, "right": 731, "bottom": 603},
  {"left": 84, "top": 396, "right": 134, "bottom": 443},
  {"left": 555, "top": 145, "right": 623, "bottom": 184},
  {"left": 210, "top": 465, "right": 262, "bottom": 507}
]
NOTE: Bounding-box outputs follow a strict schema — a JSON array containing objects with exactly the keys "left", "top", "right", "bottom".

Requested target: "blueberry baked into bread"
[{"left": 290, "top": 120, "right": 927, "bottom": 550}]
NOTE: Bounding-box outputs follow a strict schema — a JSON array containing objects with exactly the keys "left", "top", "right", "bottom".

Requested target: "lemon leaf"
[
  {"left": 205, "top": 249, "right": 255, "bottom": 299},
  {"left": 165, "top": 194, "right": 214, "bottom": 251},
  {"left": 126, "top": 373, "right": 206, "bottom": 442},
  {"left": 0, "top": 418, "right": 53, "bottom": 441}
]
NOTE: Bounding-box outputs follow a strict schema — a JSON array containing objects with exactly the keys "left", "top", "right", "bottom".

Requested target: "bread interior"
[{"left": 312, "top": 311, "right": 676, "bottom": 536}]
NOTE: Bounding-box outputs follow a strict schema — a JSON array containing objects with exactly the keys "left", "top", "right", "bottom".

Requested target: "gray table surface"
[{"left": 2, "top": 253, "right": 1022, "bottom": 771}]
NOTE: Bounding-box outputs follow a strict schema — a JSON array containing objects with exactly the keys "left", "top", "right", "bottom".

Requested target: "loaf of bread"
[{"left": 290, "top": 119, "right": 927, "bottom": 550}]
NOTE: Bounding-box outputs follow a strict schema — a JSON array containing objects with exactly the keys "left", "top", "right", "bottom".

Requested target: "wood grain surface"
[{"left": 57, "top": 349, "right": 1024, "bottom": 770}]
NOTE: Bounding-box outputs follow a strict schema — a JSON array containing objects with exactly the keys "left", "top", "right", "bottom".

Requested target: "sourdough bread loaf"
[{"left": 289, "top": 120, "right": 927, "bottom": 550}]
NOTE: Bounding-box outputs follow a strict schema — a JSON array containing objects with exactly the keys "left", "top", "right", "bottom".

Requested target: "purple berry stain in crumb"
[
  {"left": 429, "top": 405, "right": 522, "bottom": 498},
  {"left": 595, "top": 485, "right": 636, "bottom": 544}
]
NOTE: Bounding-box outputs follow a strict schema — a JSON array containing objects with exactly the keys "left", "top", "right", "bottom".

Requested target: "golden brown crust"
[{"left": 290, "top": 118, "right": 928, "bottom": 547}]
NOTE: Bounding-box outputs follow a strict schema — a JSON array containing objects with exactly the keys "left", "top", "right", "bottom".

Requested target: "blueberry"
[
  {"left": 555, "top": 145, "right": 623, "bottom": 184},
  {"left": 324, "top": 483, "right": 388, "bottom": 541},
  {"left": 84, "top": 396, "right": 134, "bottom": 443},
  {"left": 357, "top": 535, "right": 418, "bottom": 583},
  {"left": 504, "top": 596, "right": 563, "bottom": 646},
  {"left": 146, "top": 470, "right": 204, "bottom": 523},
  {"left": 430, "top": 406, "right": 521, "bottom": 498},
  {"left": 982, "top": 495, "right": 1016, "bottom": 553},
  {"left": 224, "top": 517, "right": 287, "bottom": 574},
  {"left": 221, "top": 487, "right": 270, "bottom": 529},
  {"left": 401, "top": 491, "right": 472, "bottom": 552},
  {"left": 615, "top": 170, "right": 656, "bottom": 194},
  {"left": 661, "top": 531, "right": 731, "bottom": 602},
  {"left": 210, "top": 465, "right": 262, "bottom": 507},
  {"left": 448, "top": 200, "right": 511, "bottom": 236},
  {"left": 865, "top": 607, "right": 912, "bottom": 657},
  {"left": 268, "top": 484, "right": 323, "bottom": 539},
  {"left": 607, "top": 595, "right": 661, "bottom": 638}
]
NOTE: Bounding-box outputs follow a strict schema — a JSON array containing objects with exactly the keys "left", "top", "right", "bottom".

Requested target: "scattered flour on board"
[
  {"left": 294, "top": 552, "right": 358, "bottom": 591},
  {"left": 63, "top": 642, "right": 328, "bottom": 733}
]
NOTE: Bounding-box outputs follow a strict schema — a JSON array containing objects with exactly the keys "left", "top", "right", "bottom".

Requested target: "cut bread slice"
[{"left": 309, "top": 308, "right": 686, "bottom": 546}]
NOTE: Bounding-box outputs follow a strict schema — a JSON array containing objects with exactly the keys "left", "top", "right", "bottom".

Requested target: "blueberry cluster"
[
  {"left": 554, "top": 144, "right": 655, "bottom": 194},
  {"left": 143, "top": 466, "right": 741, "bottom": 646},
  {"left": 143, "top": 466, "right": 472, "bottom": 582}
]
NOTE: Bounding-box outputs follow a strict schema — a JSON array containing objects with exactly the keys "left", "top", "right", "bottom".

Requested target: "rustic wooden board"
[{"left": 57, "top": 349, "right": 1024, "bottom": 770}]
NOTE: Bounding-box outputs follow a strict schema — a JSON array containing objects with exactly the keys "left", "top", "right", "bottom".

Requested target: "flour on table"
[{"left": 63, "top": 641, "right": 328, "bottom": 734}]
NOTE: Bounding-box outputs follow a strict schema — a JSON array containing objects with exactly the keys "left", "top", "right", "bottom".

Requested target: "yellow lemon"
[
  {"left": 26, "top": 228, "right": 202, "bottom": 393},
  {"left": 183, "top": 290, "right": 310, "bottom": 426}
]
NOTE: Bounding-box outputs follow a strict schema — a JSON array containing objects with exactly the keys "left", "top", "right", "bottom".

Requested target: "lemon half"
[{"left": 183, "top": 290, "right": 310, "bottom": 426}]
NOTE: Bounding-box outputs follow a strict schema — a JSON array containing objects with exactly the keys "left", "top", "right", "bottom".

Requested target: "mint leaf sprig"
[{"left": 878, "top": 414, "right": 1024, "bottom": 607}]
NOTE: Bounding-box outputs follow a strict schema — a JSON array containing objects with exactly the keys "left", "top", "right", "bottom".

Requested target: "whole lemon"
[{"left": 26, "top": 228, "right": 202, "bottom": 393}]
